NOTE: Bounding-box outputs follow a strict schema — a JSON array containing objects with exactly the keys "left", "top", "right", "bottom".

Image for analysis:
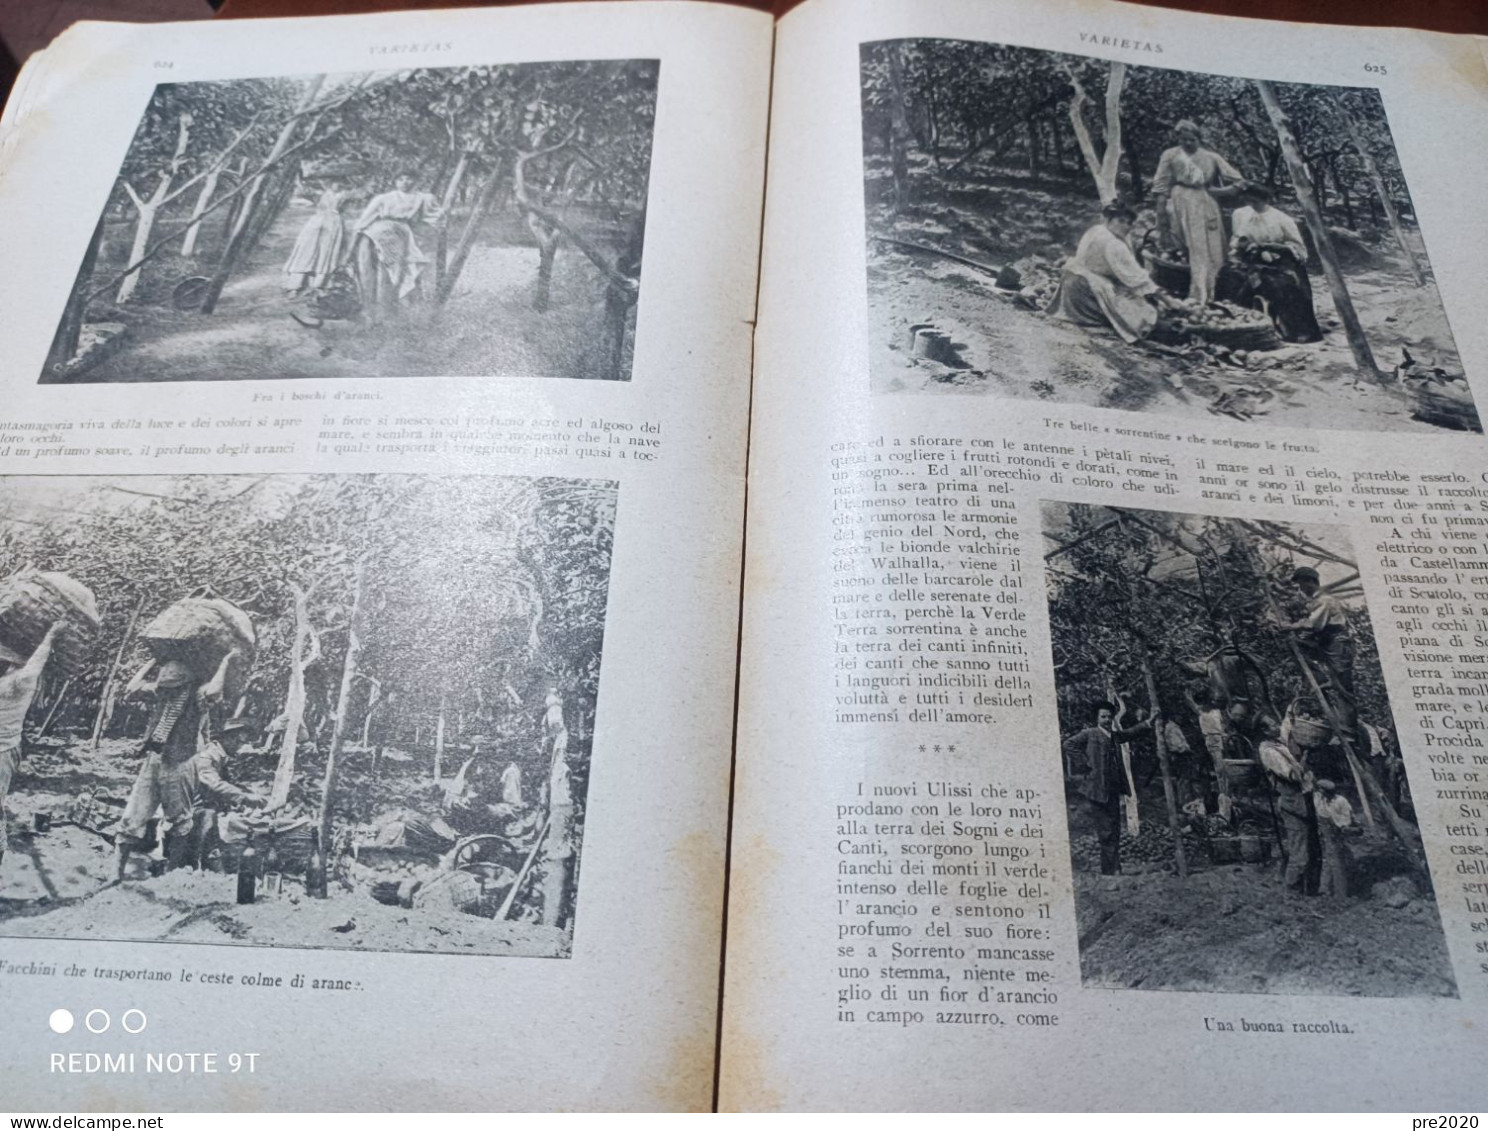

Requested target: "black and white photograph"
[
  {"left": 1042, "top": 502, "right": 1455, "bottom": 997},
  {"left": 41, "top": 60, "right": 657, "bottom": 384},
  {"left": 0, "top": 473, "right": 616, "bottom": 958},
  {"left": 861, "top": 42, "right": 1478, "bottom": 433}
]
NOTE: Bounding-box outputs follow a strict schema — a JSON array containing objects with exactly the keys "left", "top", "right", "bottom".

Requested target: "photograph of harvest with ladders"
[
  {"left": 1043, "top": 502, "right": 1455, "bottom": 998},
  {"left": 0, "top": 473, "right": 615, "bottom": 958}
]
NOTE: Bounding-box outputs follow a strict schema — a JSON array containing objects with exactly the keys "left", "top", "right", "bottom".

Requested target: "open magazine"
[{"left": 0, "top": 0, "right": 1485, "bottom": 1111}]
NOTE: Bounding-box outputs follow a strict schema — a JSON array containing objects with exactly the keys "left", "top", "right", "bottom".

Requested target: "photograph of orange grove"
[
  {"left": 40, "top": 60, "right": 655, "bottom": 384},
  {"left": 0, "top": 473, "right": 614, "bottom": 958},
  {"left": 861, "top": 41, "right": 1477, "bottom": 434}
]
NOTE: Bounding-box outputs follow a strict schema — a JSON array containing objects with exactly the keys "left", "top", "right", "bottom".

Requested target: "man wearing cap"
[
  {"left": 1051, "top": 202, "right": 1180, "bottom": 344},
  {"left": 176, "top": 718, "right": 264, "bottom": 871},
  {"left": 1257, "top": 712, "right": 1320, "bottom": 895},
  {"left": 1272, "top": 567, "right": 1358, "bottom": 738},
  {"left": 0, "top": 624, "right": 60, "bottom": 875},
  {"left": 188, "top": 718, "right": 265, "bottom": 814},
  {"left": 115, "top": 650, "right": 240, "bottom": 876}
]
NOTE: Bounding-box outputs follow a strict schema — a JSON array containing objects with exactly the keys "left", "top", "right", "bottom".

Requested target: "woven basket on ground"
[
  {"left": 0, "top": 568, "right": 101, "bottom": 674},
  {"left": 1221, "top": 758, "right": 1263, "bottom": 790}
]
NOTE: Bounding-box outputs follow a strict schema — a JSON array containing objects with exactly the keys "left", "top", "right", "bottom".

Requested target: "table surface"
[{"left": 216, "top": 0, "right": 1488, "bottom": 35}]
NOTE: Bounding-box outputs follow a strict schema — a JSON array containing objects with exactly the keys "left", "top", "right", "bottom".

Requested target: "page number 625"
[{"left": 1364, "top": 62, "right": 1387, "bottom": 75}]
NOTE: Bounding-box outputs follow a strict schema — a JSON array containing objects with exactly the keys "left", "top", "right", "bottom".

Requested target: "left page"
[{"left": 0, "top": 1, "right": 770, "bottom": 1111}]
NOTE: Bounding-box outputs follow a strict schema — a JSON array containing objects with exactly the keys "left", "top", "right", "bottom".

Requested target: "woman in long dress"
[
  {"left": 282, "top": 180, "right": 350, "bottom": 295},
  {"left": 1152, "top": 120, "right": 1246, "bottom": 306},
  {"left": 351, "top": 171, "right": 444, "bottom": 318},
  {"left": 1229, "top": 184, "right": 1322, "bottom": 343},
  {"left": 1050, "top": 202, "right": 1179, "bottom": 344}
]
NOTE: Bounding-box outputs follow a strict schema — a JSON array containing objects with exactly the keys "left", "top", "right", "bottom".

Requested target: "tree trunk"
[
  {"left": 530, "top": 218, "right": 559, "bottom": 312},
  {"left": 359, "top": 677, "right": 382, "bottom": 747},
  {"left": 180, "top": 166, "right": 222, "bottom": 257},
  {"left": 437, "top": 159, "right": 506, "bottom": 305},
  {"left": 1064, "top": 61, "right": 1126, "bottom": 204},
  {"left": 269, "top": 583, "right": 316, "bottom": 810},
  {"left": 1123, "top": 135, "right": 1143, "bottom": 200},
  {"left": 884, "top": 45, "right": 913, "bottom": 214},
  {"left": 1138, "top": 647, "right": 1187, "bottom": 878},
  {"left": 116, "top": 112, "right": 192, "bottom": 304},
  {"left": 598, "top": 215, "right": 643, "bottom": 379},
  {"left": 1329, "top": 154, "right": 1355, "bottom": 228},
  {"left": 38, "top": 679, "right": 72, "bottom": 738},
  {"left": 201, "top": 76, "right": 325, "bottom": 315},
  {"left": 1342, "top": 108, "right": 1425, "bottom": 285},
  {"left": 46, "top": 215, "right": 106, "bottom": 374},
  {"left": 89, "top": 594, "right": 144, "bottom": 749},
  {"left": 433, "top": 149, "right": 471, "bottom": 292},
  {"left": 434, "top": 690, "right": 447, "bottom": 782},
  {"left": 317, "top": 558, "right": 366, "bottom": 856},
  {"left": 1050, "top": 111, "right": 1067, "bottom": 173},
  {"left": 240, "top": 165, "right": 297, "bottom": 263},
  {"left": 1306, "top": 160, "right": 1326, "bottom": 222},
  {"left": 115, "top": 204, "right": 161, "bottom": 305},
  {"left": 1255, "top": 81, "right": 1381, "bottom": 379},
  {"left": 924, "top": 83, "right": 943, "bottom": 168},
  {"left": 1249, "top": 543, "right": 1427, "bottom": 878}
]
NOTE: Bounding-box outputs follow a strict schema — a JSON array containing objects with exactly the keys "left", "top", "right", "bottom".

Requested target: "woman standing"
[
  {"left": 1152, "top": 120, "right": 1246, "bottom": 306},
  {"left": 351, "top": 170, "right": 444, "bottom": 319},
  {"left": 282, "top": 179, "right": 350, "bottom": 295}
]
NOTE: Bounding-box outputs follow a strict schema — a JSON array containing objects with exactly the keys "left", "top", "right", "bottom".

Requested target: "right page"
[{"left": 723, "top": 0, "right": 1488, "bottom": 1109}]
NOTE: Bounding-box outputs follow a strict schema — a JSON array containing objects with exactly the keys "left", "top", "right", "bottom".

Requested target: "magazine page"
[
  {"left": 0, "top": 0, "right": 770, "bottom": 1111},
  {"left": 722, "top": 0, "right": 1488, "bottom": 1109}
]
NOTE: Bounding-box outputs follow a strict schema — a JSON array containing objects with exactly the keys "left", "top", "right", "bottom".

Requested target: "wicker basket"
[
  {"left": 141, "top": 586, "right": 255, "bottom": 690},
  {"left": 1143, "top": 250, "right": 1192, "bottom": 295},
  {"left": 0, "top": 568, "right": 101, "bottom": 674},
  {"left": 1238, "top": 834, "right": 1273, "bottom": 864},
  {"left": 1289, "top": 716, "right": 1333, "bottom": 747},
  {"left": 1207, "top": 836, "right": 1243, "bottom": 865},
  {"left": 1221, "top": 758, "right": 1263, "bottom": 790}
]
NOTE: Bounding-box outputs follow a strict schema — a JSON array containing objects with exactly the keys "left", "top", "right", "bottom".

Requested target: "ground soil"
[
  {"left": 865, "top": 165, "right": 1471, "bottom": 434},
  {"left": 1, "top": 736, "right": 568, "bottom": 958},
  {"left": 1067, "top": 799, "right": 1457, "bottom": 998},
  {"left": 44, "top": 202, "right": 634, "bottom": 384}
]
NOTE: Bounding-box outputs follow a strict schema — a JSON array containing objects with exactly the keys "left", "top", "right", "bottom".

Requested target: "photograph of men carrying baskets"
[
  {"left": 860, "top": 41, "right": 1478, "bottom": 433},
  {"left": 1043, "top": 501, "right": 1456, "bottom": 998},
  {"left": 0, "top": 472, "right": 615, "bottom": 959}
]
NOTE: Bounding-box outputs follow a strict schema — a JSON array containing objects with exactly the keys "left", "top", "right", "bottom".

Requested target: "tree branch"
[
  {"left": 85, "top": 125, "right": 343, "bottom": 305},
  {"left": 159, "top": 110, "right": 267, "bottom": 208}
]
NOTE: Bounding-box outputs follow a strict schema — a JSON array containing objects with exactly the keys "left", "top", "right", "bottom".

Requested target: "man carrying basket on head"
[
  {"left": 115, "top": 649, "right": 242, "bottom": 878},
  {"left": 0, "top": 624, "right": 60, "bottom": 876}
]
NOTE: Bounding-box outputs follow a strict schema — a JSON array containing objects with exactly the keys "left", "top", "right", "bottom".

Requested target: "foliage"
[
  {"left": 0, "top": 474, "right": 617, "bottom": 787},
  {"left": 861, "top": 39, "right": 1414, "bottom": 227},
  {"left": 1043, "top": 504, "right": 1394, "bottom": 741},
  {"left": 110, "top": 79, "right": 301, "bottom": 215},
  {"left": 66, "top": 59, "right": 658, "bottom": 343}
]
